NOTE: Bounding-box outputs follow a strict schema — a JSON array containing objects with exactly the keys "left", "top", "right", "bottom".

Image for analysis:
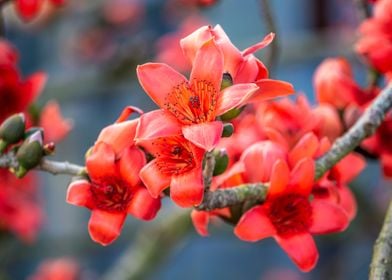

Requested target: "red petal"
[
  {"left": 382, "top": 154, "right": 392, "bottom": 178},
  {"left": 309, "top": 200, "right": 349, "bottom": 234},
  {"left": 289, "top": 158, "right": 315, "bottom": 196},
  {"left": 137, "top": 63, "right": 188, "bottom": 108},
  {"left": 191, "top": 210, "right": 210, "bottom": 236},
  {"left": 242, "top": 32, "right": 275, "bottom": 57},
  {"left": 127, "top": 187, "right": 161, "bottom": 221},
  {"left": 337, "top": 185, "right": 357, "bottom": 221},
  {"left": 216, "top": 83, "right": 259, "bottom": 115},
  {"left": 182, "top": 121, "right": 223, "bottom": 151},
  {"left": 288, "top": 132, "right": 319, "bottom": 168},
  {"left": 118, "top": 147, "right": 146, "bottom": 187},
  {"left": 275, "top": 233, "right": 318, "bottom": 272},
  {"left": 331, "top": 153, "right": 366, "bottom": 183},
  {"left": 66, "top": 180, "right": 94, "bottom": 209},
  {"left": 115, "top": 106, "right": 143, "bottom": 123},
  {"left": 139, "top": 160, "right": 171, "bottom": 198},
  {"left": 135, "top": 109, "right": 182, "bottom": 142},
  {"left": 88, "top": 210, "right": 126, "bottom": 246},
  {"left": 97, "top": 120, "right": 137, "bottom": 155},
  {"left": 86, "top": 142, "right": 117, "bottom": 180},
  {"left": 170, "top": 167, "right": 204, "bottom": 208},
  {"left": 24, "top": 72, "right": 47, "bottom": 105},
  {"left": 249, "top": 79, "right": 295, "bottom": 103},
  {"left": 15, "top": 0, "right": 43, "bottom": 21},
  {"left": 234, "top": 205, "right": 276, "bottom": 241},
  {"left": 269, "top": 159, "right": 290, "bottom": 198},
  {"left": 190, "top": 39, "right": 223, "bottom": 94}
]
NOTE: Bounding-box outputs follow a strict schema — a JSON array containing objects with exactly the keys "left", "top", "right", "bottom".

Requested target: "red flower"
[
  {"left": 14, "top": 0, "right": 65, "bottom": 22},
  {"left": 0, "top": 40, "right": 47, "bottom": 124},
  {"left": 313, "top": 58, "right": 367, "bottom": 109},
  {"left": 234, "top": 157, "right": 349, "bottom": 272},
  {"left": 66, "top": 107, "right": 161, "bottom": 246},
  {"left": 356, "top": 0, "right": 392, "bottom": 73},
  {"left": 180, "top": 25, "right": 294, "bottom": 102},
  {"left": 39, "top": 101, "right": 73, "bottom": 143},
  {"left": 0, "top": 169, "right": 43, "bottom": 242},
  {"left": 137, "top": 134, "right": 206, "bottom": 207},
  {"left": 137, "top": 39, "right": 258, "bottom": 151},
  {"left": 28, "top": 258, "right": 80, "bottom": 280}
]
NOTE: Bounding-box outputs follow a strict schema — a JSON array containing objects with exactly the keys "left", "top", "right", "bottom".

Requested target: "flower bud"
[
  {"left": 24, "top": 127, "right": 44, "bottom": 140},
  {"left": 219, "top": 106, "right": 245, "bottom": 122},
  {"left": 221, "top": 123, "right": 234, "bottom": 138},
  {"left": 220, "top": 72, "right": 233, "bottom": 90},
  {"left": 0, "top": 114, "right": 26, "bottom": 152},
  {"left": 213, "top": 149, "right": 229, "bottom": 176},
  {"left": 15, "top": 131, "right": 44, "bottom": 178}
]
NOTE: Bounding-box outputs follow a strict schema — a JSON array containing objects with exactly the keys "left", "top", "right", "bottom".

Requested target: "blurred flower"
[
  {"left": 103, "top": 0, "right": 145, "bottom": 27},
  {"left": 234, "top": 157, "right": 349, "bottom": 272},
  {"left": 356, "top": 0, "right": 392, "bottom": 73},
  {"left": 181, "top": 25, "right": 294, "bottom": 102},
  {"left": 137, "top": 40, "right": 258, "bottom": 151},
  {"left": 0, "top": 40, "right": 46, "bottom": 124},
  {"left": 28, "top": 257, "right": 80, "bottom": 280},
  {"left": 39, "top": 101, "right": 73, "bottom": 143},
  {"left": 14, "top": 0, "right": 66, "bottom": 22},
  {"left": 0, "top": 169, "right": 43, "bottom": 242},
  {"left": 67, "top": 107, "right": 161, "bottom": 246}
]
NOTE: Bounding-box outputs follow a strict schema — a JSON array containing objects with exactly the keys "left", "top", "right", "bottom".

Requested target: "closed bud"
[
  {"left": 213, "top": 149, "right": 229, "bottom": 176},
  {"left": 222, "top": 123, "right": 234, "bottom": 137},
  {"left": 15, "top": 131, "right": 44, "bottom": 177},
  {"left": 0, "top": 114, "right": 26, "bottom": 152},
  {"left": 220, "top": 72, "right": 233, "bottom": 90},
  {"left": 219, "top": 106, "right": 245, "bottom": 122}
]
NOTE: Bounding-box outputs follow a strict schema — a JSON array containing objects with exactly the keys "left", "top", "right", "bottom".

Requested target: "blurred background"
[{"left": 1, "top": 0, "right": 391, "bottom": 279}]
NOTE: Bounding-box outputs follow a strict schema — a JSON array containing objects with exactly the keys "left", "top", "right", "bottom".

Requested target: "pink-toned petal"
[
  {"left": 182, "top": 121, "right": 223, "bottom": 151},
  {"left": 249, "top": 79, "right": 295, "bottom": 103},
  {"left": 118, "top": 147, "right": 146, "bottom": 187},
  {"left": 115, "top": 106, "right": 143, "bottom": 123},
  {"left": 86, "top": 142, "right": 117, "bottom": 180},
  {"left": 128, "top": 187, "right": 161, "bottom": 221},
  {"left": 180, "top": 25, "right": 213, "bottom": 63},
  {"left": 135, "top": 109, "right": 182, "bottom": 142},
  {"left": 288, "top": 132, "right": 319, "bottom": 168},
  {"left": 216, "top": 83, "right": 259, "bottom": 115},
  {"left": 137, "top": 63, "right": 188, "bottom": 108},
  {"left": 275, "top": 233, "right": 319, "bottom": 272},
  {"left": 139, "top": 160, "right": 171, "bottom": 198},
  {"left": 189, "top": 39, "right": 223, "bottom": 93},
  {"left": 97, "top": 120, "right": 138, "bottom": 155},
  {"left": 24, "top": 72, "right": 47, "bottom": 104},
  {"left": 191, "top": 210, "right": 210, "bottom": 236},
  {"left": 234, "top": 205, "right": 276, "bottom": 242},
  {"left": 88, "top": 210, "right": 126, "bottom": 246},
  {"left": 242, "top": 32, "right": 275, "bottom": 57},
  {"left": 66, "top": 180, "right": 94, "bottom": 209},
  {"left": 337, "top": 185, "right": 357, "bottom": 221},
  {"left": 289, "top": 158, "right": 315, "bottom": 196},
  {"left": 240, "top": 141, "right": 286, "bottom": 183},
  {"left": 170, "top": 167, "right": 204, "bottom": 208},
  {"left": 309, "top": 200, "right": 349, "bottom": 234},
  {"left": 264, "top": 127, "right": 289, "bottom": 150},
  {"left": 269, "top": 159, "right": 290, "bottom": 199}
]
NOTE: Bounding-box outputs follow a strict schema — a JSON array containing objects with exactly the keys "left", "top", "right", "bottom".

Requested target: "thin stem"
[
  {"left": 259, "top": 0, "right": 279, "bottom": 72},
  {"left": 203, "top": 151, "right": 215, "bottom": 193},
  {"left": 369, "top": 199, "right": 392, "bottom": 280}
]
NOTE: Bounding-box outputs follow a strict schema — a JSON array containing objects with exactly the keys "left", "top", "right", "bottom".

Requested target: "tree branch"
[
  {"left": 0, "top": 151, "right": 85, "bottom": 177},
  {"left": 315, "top": 83, "right": 392, "bottom": 179},
  {"left": 203, "top": 151, "right": 215, "bottom": 193},
  {"left": 259, "top": 0, "right": 279, "bottom": 72},
  {"left": 369, "top": 199, "right": 392, "bottom": 280}
]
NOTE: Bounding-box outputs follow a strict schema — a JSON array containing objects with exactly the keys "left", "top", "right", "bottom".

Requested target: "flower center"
[
  {"left": 90, "top": 179, "right": 132, "bottom": 212},
  {"left": 163, "top": 80, "right": 217, "bottom": 125},
  {"left": 268, "top": 194, "right": 312, "bottom": 236},
  {"left": 153, "top": 136, "right": 197, "bottom": 175}
]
